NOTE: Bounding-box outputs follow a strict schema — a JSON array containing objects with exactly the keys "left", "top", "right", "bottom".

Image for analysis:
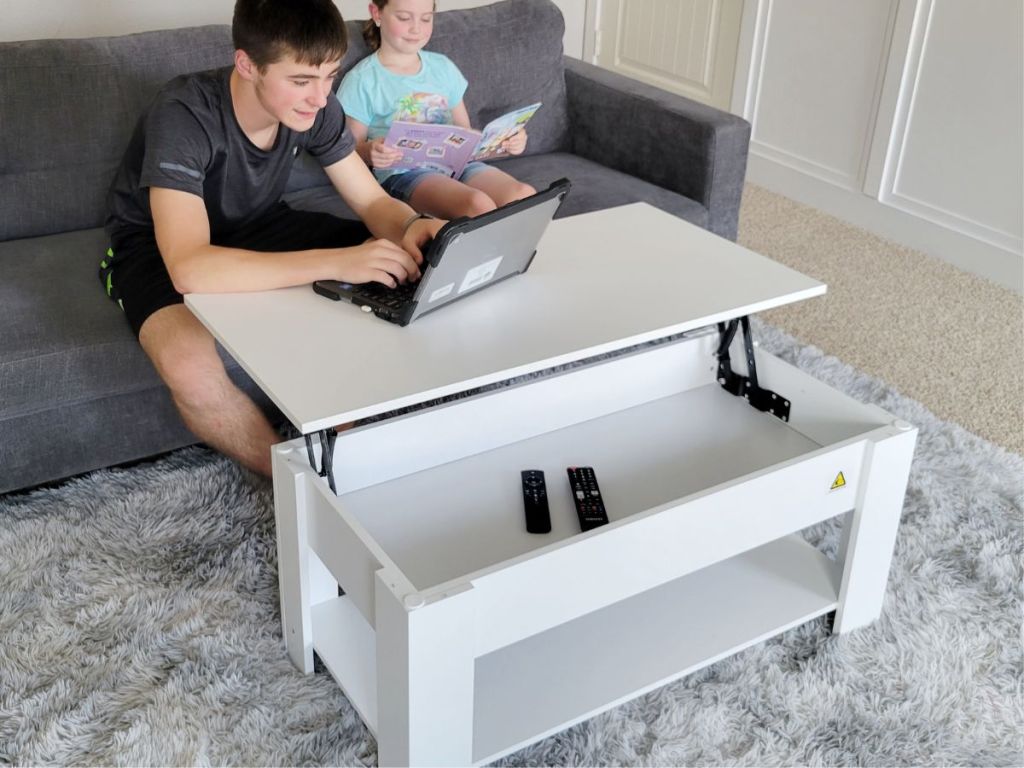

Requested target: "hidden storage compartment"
[{"left": 315, "top": 332, "right": 889, "bottom": 592}]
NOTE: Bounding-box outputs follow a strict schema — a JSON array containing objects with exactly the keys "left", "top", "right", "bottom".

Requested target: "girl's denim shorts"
[{"left": 380, "top": 161, "right": 490, "bottom": 203}]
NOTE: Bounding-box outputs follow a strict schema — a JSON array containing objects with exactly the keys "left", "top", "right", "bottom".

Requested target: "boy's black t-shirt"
[{"left": 106, "top": 67, "right": 354, "bottom": 242}]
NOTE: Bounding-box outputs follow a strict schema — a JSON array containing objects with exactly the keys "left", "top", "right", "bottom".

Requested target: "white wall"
[
  {"left": 0, "top": 0, "right": 588, "bottom": 58},
  {"left": 732, "top": 0, "right": 1023, "bottom": 292}
]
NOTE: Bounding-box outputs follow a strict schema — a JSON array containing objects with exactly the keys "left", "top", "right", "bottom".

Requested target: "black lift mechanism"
[
  {"left": 304, "top": 429, "right": 338, "bottom": 494},
  {"left": 716, "top": 316, "right": 791, "bottom": 422},
  {"left": 296, "top": 319, "right": 788, "bottom": 493}
]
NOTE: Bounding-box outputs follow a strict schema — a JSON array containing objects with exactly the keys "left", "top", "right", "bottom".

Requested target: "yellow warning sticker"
[{"left": 830, "top": 471, "right": 846, "bottom": 491}]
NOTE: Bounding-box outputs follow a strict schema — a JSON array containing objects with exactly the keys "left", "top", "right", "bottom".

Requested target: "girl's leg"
[
  {"left": 463, "top": 166, "right": 536, "bottom": 207},
  {"left": 407, "top": 174, "right": 499, "bottom": 219}
]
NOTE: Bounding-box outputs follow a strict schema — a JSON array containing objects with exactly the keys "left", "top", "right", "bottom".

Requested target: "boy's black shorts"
[{"left": 101, "top": 203, "right": 371, "bottom": 337}]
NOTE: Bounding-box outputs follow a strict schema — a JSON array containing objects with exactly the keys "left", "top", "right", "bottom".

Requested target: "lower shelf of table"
[{"left": 311, "top": 533, "right": 840, "bottom": 764}]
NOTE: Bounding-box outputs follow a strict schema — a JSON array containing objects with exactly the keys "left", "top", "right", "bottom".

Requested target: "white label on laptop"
[
  {"left": 428, "top": 283, "right": 455, "bottom": 303},
  {"left": 459, "top": 256, "right": 503, "bottom": 294}
]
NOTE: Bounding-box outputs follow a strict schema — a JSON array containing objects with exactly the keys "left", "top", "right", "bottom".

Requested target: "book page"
[{"left": 383, "top": 122, "right": 481, "bottom": 177}]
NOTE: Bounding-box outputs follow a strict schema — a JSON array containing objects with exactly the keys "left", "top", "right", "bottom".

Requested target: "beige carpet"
[{"left": 738, "top": 184, "right": 1024, "bottom": 456}]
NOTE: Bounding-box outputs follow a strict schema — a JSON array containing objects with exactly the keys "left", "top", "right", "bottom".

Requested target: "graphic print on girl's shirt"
[{"left": 393, "top": 92, "right": 452, "bottom": 124}]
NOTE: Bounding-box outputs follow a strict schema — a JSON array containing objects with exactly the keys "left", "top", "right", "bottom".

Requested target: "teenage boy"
[{"left": 102, "top": 0, "right": 444, "bottom": 476}]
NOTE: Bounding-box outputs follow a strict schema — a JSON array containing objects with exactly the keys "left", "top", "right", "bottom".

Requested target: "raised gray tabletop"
[{"left": 186, "top": 203, "right": 825, "bottom": 433}]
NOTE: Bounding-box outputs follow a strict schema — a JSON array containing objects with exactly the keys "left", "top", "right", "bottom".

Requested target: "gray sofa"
[{"left": 0, "top": 0, "right": 750, "bottom": 495}]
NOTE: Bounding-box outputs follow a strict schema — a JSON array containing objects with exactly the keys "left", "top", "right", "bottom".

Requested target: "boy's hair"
[
  {"left": 233, "top": 0, "right": 348, "bottom": 70},
  {"left": 363, "top": 0, "right": 436, "bottom": 52}
]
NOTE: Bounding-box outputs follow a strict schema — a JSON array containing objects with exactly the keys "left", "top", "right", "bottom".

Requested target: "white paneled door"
[{"left": 595, "top": 0, "right": 744, "bottom": 110}]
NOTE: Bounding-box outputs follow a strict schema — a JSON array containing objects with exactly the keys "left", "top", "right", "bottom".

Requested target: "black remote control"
[
  {"left": 567, "top": 466, "right": 609, "bottom": 531},
  {"left": 521, "top": 470, "right": 551, "bottom": 533}
]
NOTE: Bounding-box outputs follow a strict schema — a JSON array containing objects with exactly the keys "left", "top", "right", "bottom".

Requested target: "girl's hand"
[
  {"left": 501, "top": 128, "right": 528, "bottom": 156},
  {"left": 370, "top": 137, "right": 403, "bottom": 169}
]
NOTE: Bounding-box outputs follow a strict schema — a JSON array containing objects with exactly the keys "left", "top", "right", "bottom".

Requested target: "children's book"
[{"left": 382, "top": 102, "right": 541, "bottom": 178}]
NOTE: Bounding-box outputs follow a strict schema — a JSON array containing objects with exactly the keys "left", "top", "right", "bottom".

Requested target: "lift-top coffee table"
[{"left": 187, "top": 203, "right": 916, "bottom": 766}]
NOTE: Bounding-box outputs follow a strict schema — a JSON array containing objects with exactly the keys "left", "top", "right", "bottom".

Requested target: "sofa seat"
[
  {"left": 284, "top": 152, "right": 709, "bottom": 228},
  {"left": 2, "top": 230, "right": 161, "bottom": 419},
  {"left": 498, "top": 153, "right": 710, "bottom": 225},
  {"left": 0, "top": 230, "right": 273, "bottom": 491}
]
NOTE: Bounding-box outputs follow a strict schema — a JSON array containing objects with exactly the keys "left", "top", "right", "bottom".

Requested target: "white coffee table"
[{"left": 187, "top": 203, "right": 916, "bottom": 766}]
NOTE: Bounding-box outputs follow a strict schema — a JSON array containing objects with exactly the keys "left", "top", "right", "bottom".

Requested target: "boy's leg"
[
  {"left": 138, "top": 304, "right": 280, "bottom": 475},
  {"left": 107, "top": 208, "right": 369, "bottom": 476},
  {"left": 462, "top": 165, "right": 536, "bottom": 207}
]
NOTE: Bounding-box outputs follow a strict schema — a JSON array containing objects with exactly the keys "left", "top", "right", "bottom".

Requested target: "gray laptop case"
[{"left": 313, "top": 178, "right": 570, "bottom": 325}]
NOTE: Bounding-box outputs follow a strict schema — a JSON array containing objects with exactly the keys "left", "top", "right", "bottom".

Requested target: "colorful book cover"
[
  {"left": 383, "top": 102, "right": 542, "bottom": 178},
  {"left": 472, "top": 102, "right": 543, "bottom": 161}
]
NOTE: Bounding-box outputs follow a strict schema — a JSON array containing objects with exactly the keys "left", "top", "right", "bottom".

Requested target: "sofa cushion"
[
  {"left": 423, "top": 0, "right": 571, "bottom": 157},
  {"left": 283, "top": 152, "right": 709, "bottom": 229},
  {"left": 0, "top": 229, "right": 157, "bottom": 420},
  {"left": 496, "top": 153, "right": 710, "bottom": 226},
  {"left": 0, "top": 27, "right": 236, "bottom": 242},
  {"left": 0, "top": 230, "right": 252, "bottom": 422}
]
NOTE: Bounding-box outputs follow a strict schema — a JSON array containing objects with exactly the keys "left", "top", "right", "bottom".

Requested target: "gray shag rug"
[{"left": 1, "top": 322, "right": 1022, "bottom": 767}]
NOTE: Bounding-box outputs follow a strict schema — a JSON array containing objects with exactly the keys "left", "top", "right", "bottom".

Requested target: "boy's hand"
[
  {"left": 370, "top": 138, "right": 404, "bottom": 169},
  {"left": 335, "top": 239, "right": 422, "bottom": 288},
  {"left": 501, "top": 128, "right": 528, "bottom": 156},
  {"left": 401, "top": 217, "right": 448, "bottom": 264}
]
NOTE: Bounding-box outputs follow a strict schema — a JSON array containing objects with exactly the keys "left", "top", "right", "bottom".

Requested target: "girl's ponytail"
[
  {"left": 363, "top": 1, "right": 386, "bottom": 51},
  {"left": 362, "top": 18, "right": 381, "bottom": 51}
]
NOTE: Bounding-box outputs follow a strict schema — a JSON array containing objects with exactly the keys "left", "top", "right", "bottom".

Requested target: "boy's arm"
[
  {"left": 323, "top": 153, "right": 445, "bottom": 258},
  {"left": 151, "top": 186, "right": 422, "bottom": 293}
]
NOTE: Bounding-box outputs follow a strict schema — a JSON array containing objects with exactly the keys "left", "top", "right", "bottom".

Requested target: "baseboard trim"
[{"left": 746, "top": 155, "right": 1024, "bottom": 294}]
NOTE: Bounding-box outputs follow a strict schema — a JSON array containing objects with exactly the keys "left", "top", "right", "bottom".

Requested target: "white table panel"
[{"left": 187, "top": 203, "right": 825, "bottom": 432}]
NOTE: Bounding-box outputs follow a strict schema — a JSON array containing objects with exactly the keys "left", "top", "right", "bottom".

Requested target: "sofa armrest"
[{"left": 563, "top": 57, "right": 750, "bottom": 240}]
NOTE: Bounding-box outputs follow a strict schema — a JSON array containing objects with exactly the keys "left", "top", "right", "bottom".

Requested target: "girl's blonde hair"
[{"left": 362, "top": 0, "right": 437, "bottom": 52}]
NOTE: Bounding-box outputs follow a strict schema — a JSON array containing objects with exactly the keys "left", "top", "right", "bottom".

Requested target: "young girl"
[{"left": 339, "top": 0, "right": 536, "bottom": 219}]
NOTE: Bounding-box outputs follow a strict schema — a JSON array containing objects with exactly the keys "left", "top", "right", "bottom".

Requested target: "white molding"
[
  {"left": 876, "top": 0, "right": 1023, "bottom": 254},
  {"left": 583, "top": 0, "right": 600, "bottom": 63},
  {"left": 732, "top": 0, "right": 769, "bottom": 121},
  {"left": 862, "top": 0, "right": 918, "bottom": 197},
  {"left": 747, "top": 154, "right": 1024, "bottom": 293},
  {"left": 749, "top": 141, "right": 861, "bottom": 191},
  {"left": 742, "top": 0, "right": 899, "bottom": 193},
  {"left": 734, "top": 0, "right": 1023, "bottom": 292},
  {"left": 854, "top": 0, "right": 901, "bottom": 195}
]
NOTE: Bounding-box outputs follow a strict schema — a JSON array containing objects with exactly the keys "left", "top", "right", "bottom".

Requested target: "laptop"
[{"left": 312, "top": 178, "right": 570, "bottom": 326}]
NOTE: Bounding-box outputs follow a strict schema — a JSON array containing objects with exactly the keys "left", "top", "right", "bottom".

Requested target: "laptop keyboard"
[{"left": 357, "top": 279, "right": 418, "bottom": 309}]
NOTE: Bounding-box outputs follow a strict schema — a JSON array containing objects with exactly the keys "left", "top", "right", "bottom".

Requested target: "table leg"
[
  {"left": 273, "top": 444, "right": 318, "bottom": 673},
  {"left": 374, "top": 573, "right": 476, "bottom": 766},
  {"left": 833, "top": 423, "right": 917, "bottom": 633}
]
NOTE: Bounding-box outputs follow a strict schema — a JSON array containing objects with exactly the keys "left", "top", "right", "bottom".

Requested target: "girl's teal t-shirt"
[{"left": 338, "top": 51, "right": 469, "bottom": 181}]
